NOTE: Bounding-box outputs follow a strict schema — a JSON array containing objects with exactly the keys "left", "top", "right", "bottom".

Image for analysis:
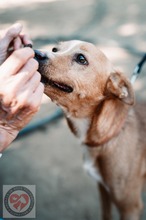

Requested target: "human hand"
[
  {"left": 0, "top": 47, "right": 44, "bottom": 152},
  {"left": 0, "top": 23, "right": 32, "bottom": 65}
]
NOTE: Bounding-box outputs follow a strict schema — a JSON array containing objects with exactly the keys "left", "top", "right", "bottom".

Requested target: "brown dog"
[{"left": 36, "top": 40, "right": 146, "bottom": 220}]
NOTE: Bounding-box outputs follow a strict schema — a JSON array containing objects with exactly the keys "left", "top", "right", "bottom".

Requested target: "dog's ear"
[{"left": 105, "top": 71, "right": 134, "bottom": 105}]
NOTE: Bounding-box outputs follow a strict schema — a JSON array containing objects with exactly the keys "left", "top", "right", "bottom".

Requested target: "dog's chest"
[
  {"left": 83, "top": 146, "right": 109, "bottom": 191},
  {"left": 69, "top": 117, "right": 90, "bottom": 142},
  {"left": 83, "top": 146, "right": 102, "bottom": 182},
  {"left": 69, "top": 117, "right": 109, "bottom": 189}
]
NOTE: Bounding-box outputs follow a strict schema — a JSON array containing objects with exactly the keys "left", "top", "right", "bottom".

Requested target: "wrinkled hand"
[
  {"left": 0, "top": 47, "right": 44, "bottom": 152},
  {"left": 0, "top": 23, "right": 32, "bottom": 65}
]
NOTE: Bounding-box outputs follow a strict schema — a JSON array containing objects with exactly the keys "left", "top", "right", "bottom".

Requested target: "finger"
[
  {"left": 12, "top": 69, "right": 40, "bottom": 97},
  {"left": 20, "top": 34, "right": 33, "bottom": 46},
  {"left": 22, "top": 71, "right": 41, "bottom": 93},
  {"left": 13, "top": 36, "right": 22, "bottom": 50},
  {"left": 3, "top": 59, "right": 39, "bottom": 97},
  {"left": 0, "top": 47, "right": 35, "bottom": 76},
  {"left": 10, "top": 82, "right": 44, "bottom": 115},
  {"left": 0, "top": 23, "right": 22, "bottom": 48},
  {"left": 30, "top": 82, "right": 44, "bottom": 108},
  {"left": 13, "top": 58, "right": 39, "bottom": 87},
  {"left": 19, "top": 81, "right": 44, "bottom": 108},
  {"left": 1, "top": 59, "right": 38, "bottom": 109}
]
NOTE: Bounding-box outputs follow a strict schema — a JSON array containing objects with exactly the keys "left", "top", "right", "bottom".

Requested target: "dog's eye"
[
  {"left": 76, "top": 54, "right": 88, "bottom": 65},
  {"left": 52, "top": 47, "right": 58, "bottom": 53}
]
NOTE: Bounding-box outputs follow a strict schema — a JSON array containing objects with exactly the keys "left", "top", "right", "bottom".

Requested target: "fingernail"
[{"left": 24, "top": 44, "right": 33, "bottom": 48}]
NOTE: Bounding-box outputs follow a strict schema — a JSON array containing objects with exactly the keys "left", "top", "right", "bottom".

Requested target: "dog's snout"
[{"left": 34, "top": 50, "right": 48, "bottom": 62}]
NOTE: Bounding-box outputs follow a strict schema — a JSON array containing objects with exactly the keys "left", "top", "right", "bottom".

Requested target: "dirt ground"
[{"left": 0, "top": 0, "right": 146, "bottom": 219}]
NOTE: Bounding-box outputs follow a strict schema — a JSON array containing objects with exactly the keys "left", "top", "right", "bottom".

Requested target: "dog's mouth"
[{"left": 41, "top": 75, "right": 73, "bottom": 93}]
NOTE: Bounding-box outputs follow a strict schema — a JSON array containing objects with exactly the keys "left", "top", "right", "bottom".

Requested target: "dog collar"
[{"left": 131, "top": 53, "right": 146, "bottom": 84}]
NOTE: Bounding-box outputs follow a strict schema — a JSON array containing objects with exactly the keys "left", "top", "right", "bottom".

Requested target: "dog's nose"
[{"left": 34, "top": 49, "right": 48, "bottom": 62}]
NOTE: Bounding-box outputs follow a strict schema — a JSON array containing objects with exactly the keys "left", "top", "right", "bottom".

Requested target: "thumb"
[{"left": 1, "top": 23, "right": 23, "bottom": 48}]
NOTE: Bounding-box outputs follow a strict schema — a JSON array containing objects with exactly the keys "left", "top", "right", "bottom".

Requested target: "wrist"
[{"left": 0, "top": 128, "right": 18, "bottom": 152}]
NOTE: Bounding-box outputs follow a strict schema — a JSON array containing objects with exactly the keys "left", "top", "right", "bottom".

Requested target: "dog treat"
[{"left": 24, "top": 44, "right": 33, "bottom": 48}]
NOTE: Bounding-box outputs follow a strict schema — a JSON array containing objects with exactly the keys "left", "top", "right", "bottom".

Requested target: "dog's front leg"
[
  {"left": 98, "top": 183, "right": 112, "bottom": 220},
  {"left": 120, "top": 209, "right": 143, "bottom": 220},
  {"left": 117, "top": 192, "right": 143, "bottom": 220},
  {"left": 119, "top": 203, "right": 143, "bottom": 220}
]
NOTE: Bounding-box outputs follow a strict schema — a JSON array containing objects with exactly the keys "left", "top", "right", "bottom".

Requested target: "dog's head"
[{"left": 35, "top": 40, "right": 134, "bottom": 117}]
